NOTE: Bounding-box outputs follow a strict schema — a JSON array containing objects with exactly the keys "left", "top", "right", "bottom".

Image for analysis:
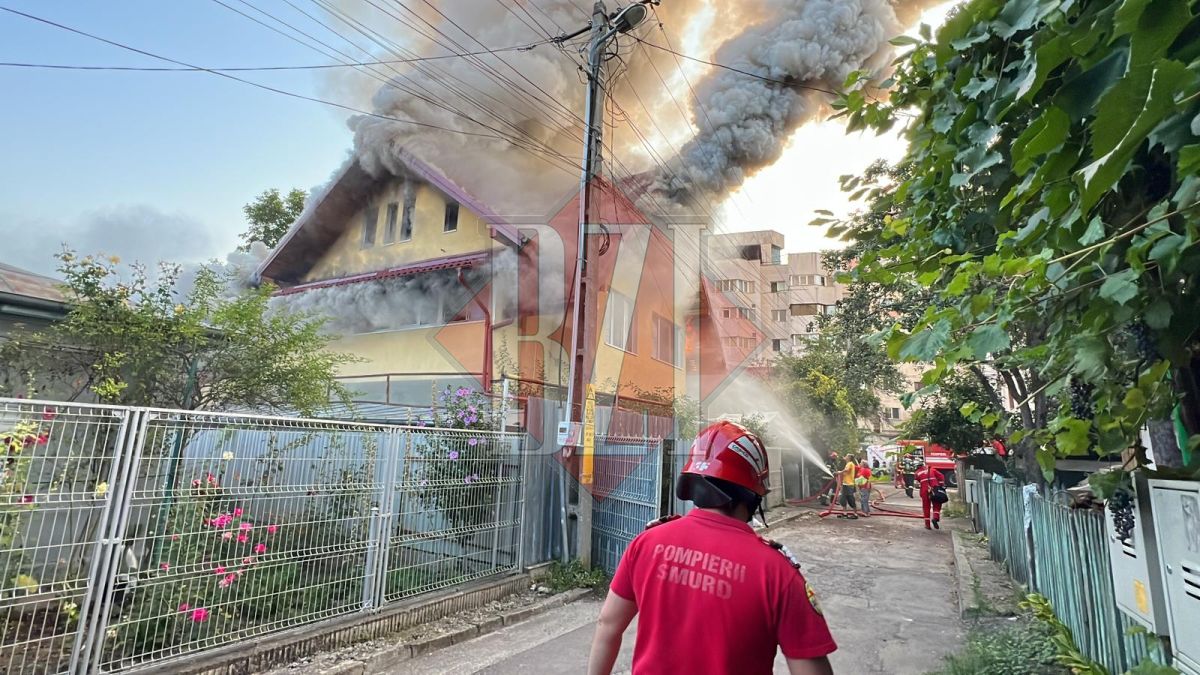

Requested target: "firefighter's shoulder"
[
  {"left": 644, "top": 514, "right": 681, "bottom": 530},
  {"left": 758, "top": 535, "right": 803, "bottom": 574}
]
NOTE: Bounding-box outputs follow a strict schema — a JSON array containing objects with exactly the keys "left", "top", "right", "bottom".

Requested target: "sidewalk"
[{"left": 386, "top": 490, "right": 965, "bottom": 674}]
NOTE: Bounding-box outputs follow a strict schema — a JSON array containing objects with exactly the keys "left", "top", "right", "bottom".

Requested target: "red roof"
[{"left": 274, "top": 250, "right": 489, "bottom": 296}]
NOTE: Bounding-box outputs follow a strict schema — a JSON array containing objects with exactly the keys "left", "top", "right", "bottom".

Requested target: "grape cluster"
[
  {"left": 1107, "top": 489, "right": 1136, "bottom": 544},
  {"left": 1069, "top": 377, "right": 1095, "bottom": 419},
  {"left": 1126, "top": 321, "right": 1159, "bottom": 360}
]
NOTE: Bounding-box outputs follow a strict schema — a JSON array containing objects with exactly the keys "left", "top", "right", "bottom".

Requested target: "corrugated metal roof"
[{"left": 0, "top": 262, "right": 66, "bottom": 304}]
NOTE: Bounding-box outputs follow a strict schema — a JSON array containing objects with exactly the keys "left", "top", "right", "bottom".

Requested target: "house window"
[
  {"left": 790, "top": 303, "right": 820, "bottom": 316},
  {"left": 890, "top": 407, "right": 902, "bottom": 420},
  {"left": 444, "top": 202, "right": 459, "bottom": 232},
  {"left": 605, "top": 290, "right": 636, "bottom": 352},
  {"left": 383, "top": 202, "right": 399, "bottom": 244},
  {"left": 362, "top": 206, "right": 379, "bottom": 248},
  {"left": 770, "top": 245, "right": 783, "bottom": 265},
  {"left": 772, "top": 339, "right": 783, "bottom": 352},
  {"left": 770, "top": 281, "right": 788, "bottom": 293},
  {"left": 791, "top": 274, "right": 827, "bottom": 286},
  {"left": 652, "top": 315, "right": 683, "bottom": 367},
  {"left": 400, "top": 183, "right": 415, "bottom": 241},
  {"left": 824, "top": 304, "right": 838, "bottom": 316},
  {"left": 771, "top": 309, "right": 787, "bottom": 322}
]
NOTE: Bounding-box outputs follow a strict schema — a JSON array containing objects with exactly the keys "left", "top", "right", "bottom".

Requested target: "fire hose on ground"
[{"left": 786, "top": 479, "right": 926, "bottom": 520}]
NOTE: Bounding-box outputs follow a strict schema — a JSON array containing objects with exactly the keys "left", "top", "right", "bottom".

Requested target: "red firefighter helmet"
[{"left": 678, "top": 421, "right": 770, "bottom": 499}]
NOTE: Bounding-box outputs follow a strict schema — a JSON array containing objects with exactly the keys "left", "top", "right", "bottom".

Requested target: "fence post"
[
  {"left": 515, "top": 435, "right": 529, "bottom": 571},
  {"left": 83, "top": 409, "right": 152, "bottom": 675},
  {"left": 363, "top": 507, "right": 381, "bottom": 611},
  {"left": 67, "top": 409, "right": 137, "bottom": 675},
  {"left": 372, "top": 429, "right": 403, "bottom": 609}
]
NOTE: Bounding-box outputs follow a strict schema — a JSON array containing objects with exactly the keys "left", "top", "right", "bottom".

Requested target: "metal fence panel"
[
  {"left": 976, "top": 475, "right": 1152, "bottom": 673},
  {"left": 0, "top": 397, "right": 534, "bottom": 675},
  {"left": 0, "top": 400, "right": 135, "bottom": 675},
  {"left": 383, "top": 429, "right": 524, "bottom": 602},
  {"left": 591, "top": 436, "right": 662, "bottom": 575}
]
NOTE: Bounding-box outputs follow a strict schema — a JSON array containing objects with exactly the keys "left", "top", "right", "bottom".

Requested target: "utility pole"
[{"left": 559, "top": 1, "right": 649, "bottom": 568}]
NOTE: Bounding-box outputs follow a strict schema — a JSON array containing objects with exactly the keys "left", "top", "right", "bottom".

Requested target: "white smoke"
[{"left": 269, "top": 246, "right": 518, "bottom": 335}]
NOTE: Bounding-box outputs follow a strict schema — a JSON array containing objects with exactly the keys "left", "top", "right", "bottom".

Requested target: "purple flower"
[
  {"left": 448, "top": 450, "right": 460, "bottom": 460},
  {"left": 468, "top": 438, "right": 479, "bottom": 447},
  {"left": 464, "top": 473, "right": 479, "bottom": 484},
  {"left": 467, "top": 405, "right": 477, "bottom": 414},
  {"left": 456, "top": 387, "right": 469, "bottom": 397}
]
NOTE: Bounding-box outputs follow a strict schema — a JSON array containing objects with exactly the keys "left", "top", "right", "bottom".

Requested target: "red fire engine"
[{"left": 896, "top": 439, "right": 961, "bottom": 487}]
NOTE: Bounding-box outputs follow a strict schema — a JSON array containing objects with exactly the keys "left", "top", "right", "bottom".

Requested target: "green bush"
[
  {"left": 929, "top": 619, "right": 1065, "bottom": 675},
  {"left": 544, "top": 559, "right": 607, "bottom": 593}
]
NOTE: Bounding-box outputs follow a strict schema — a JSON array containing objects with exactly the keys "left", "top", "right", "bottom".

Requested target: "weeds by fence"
[
  {"left": 0, "top": 398, "right": 525, "bottom": 674},
  {"left": 974, "top": 476, "right": 1151, "bottom": 673}
]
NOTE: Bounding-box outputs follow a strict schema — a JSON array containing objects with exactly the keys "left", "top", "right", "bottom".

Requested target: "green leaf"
[
  {"left": 1072, "top": 335, "right": 1110, "bottom": 380},
  {"left": 1144, "top": 296, "right": 1173, "bottom": 329},
  {"left": 1012, "top": 106, "right": 1070, "bottom": 175},
  {"left": 1078, "top": 60, "right": 1197, "bottom": 211},
  {"left": 946, "top": 270, "right": 972, "bottom": 296},
  {"left": 899, "top": 320, "right": 951, "bottom": 362},
  {"left": 963, "top": 76, "right": 997, "bottom": 99},
  {"left": 1114, "top": 0, "right": 1155, "bottom": 39},
  {"left": 1124, "top": 387, "right": 1148, "bottom": 411},
  {"left": 1055, "top": 418, "right": 1092, "bottom": 455},
  {"left": 1079, "top": 217, "right": 1106, "bottom": 245},
  {"left": 1016, "top": 35, "right": 1072, "bottom": 101},
  {"left": 1088, "top": 469, "right": 1131, "bottom": 499},
  {"left": 981, "top": 412, "right": 1000, "bottom": 428},
  {"left": 1099, "top": 269, "right": 1140, "bottom": 305},
  {"left": 960, "top": 401, "right": 978, "bottom": 417},
  {"left": 889, "top": 35, "right": 920, "bottom": 47},
  {"left": 968, "top": 325, "right": 1011, "bottom": 359},
  {"left": 1037, "top": 446, "right": 1058, "bottom": 481}
]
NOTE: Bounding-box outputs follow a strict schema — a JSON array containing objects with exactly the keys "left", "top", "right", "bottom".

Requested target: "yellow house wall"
[{"left": 304, "top": 179, "right": 491, "bottom": 283}]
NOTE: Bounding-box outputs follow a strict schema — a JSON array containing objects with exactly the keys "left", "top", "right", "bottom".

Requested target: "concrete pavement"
[{"left": 387, "top": 490, "right": 965, "bottom": 674}]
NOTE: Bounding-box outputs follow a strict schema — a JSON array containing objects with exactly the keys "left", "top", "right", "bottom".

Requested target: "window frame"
[
  {"left": 604, "top": 290, "right": 637, "bottom": 353},
  {"left": 383, "top": 202, "right": 399, "bottom": 244},
  {"left": 361, "top": 206, "right": 379, "bottom": 248},
  {"left": 443, "top": 202, "right": 459, "bottom": 233}
]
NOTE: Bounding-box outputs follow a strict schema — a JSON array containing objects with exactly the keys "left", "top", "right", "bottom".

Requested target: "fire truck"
[{"left": 896, "top": 439, "right": 961, "bottom": 488}]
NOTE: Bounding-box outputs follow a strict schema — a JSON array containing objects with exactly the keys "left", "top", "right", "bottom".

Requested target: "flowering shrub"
[
  {"left": 416, "top": 387, "right": 502, "bottom": 541},
  {"left": 1, "top": 414, "right": 51, "bottom": 592}
]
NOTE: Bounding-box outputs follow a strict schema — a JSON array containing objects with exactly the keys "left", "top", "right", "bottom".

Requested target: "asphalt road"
[{"left": 388, "top": 490, "right": 964, "bottom": 675}]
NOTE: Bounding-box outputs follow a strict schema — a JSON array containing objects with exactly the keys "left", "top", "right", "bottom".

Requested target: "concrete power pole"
[{"left": 561, "top": 1, "right": 649, "bottom": 568}]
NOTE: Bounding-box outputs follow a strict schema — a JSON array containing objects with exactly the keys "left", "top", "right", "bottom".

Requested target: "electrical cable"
[{"left": 0, "top": 5, "right": 515, "bottom": 140}]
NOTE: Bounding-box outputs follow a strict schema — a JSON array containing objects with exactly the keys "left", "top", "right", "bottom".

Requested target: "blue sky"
[{"left": 0, "top": 1, "right": 361, "bottom": 275}]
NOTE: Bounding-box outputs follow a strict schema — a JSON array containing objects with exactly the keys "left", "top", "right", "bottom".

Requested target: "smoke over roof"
[{"left": 320, "top": 0, "right": 936, "bottom": 211}]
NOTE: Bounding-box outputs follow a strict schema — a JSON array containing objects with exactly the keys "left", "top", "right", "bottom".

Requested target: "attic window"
[
  {"left": 383, "top": 202, "right": 399, "bottom": 244},
  {"left": 444, "top": 202, "right": 459, "bottom": 232},
  {"left": 362, "top": 206, "right": 379, "bottom": 248}
]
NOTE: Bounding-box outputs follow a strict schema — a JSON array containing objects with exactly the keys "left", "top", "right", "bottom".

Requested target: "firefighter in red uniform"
[
  {"left": 915, "top": 458, "right": 946, "bottom": 530},
  {"left": 587, "top": 421, "right": 836, "bottom": 675}
]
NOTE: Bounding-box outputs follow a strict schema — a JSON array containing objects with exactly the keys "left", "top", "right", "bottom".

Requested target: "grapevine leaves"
[{"left": 833, "top": 0, "right": 1200, "bottom": 469}]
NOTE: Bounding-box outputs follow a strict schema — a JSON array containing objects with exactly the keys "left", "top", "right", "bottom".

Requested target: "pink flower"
[
  {"left": 42, "top": 407, "right": 57, "bottom": 421},
  {"left": 171, "top": 534, "right": 180, "bottom": 541},
  {"left": 242, "top": 557, "right": 253, "bottom": 564},
  {"left": 159, "top": 562, "right": 170, "bottom": 571},
  {"left": 448, "top": 450, "right": 460, "bottom": 460},
  {"left": 233, "top": 507, "right": 244, "bottom": 517},
  {"left": 254, "top": 543, "right": 267, "bottom": 554},
  {"left": 214, "top": 565, "right": 226, "bottom": 574},
  {"left": 190, "top": 608, "right": 209, "bottom": 622},
  {"left": 178, "top": 603, "right": 190, "bottom": 612},
  {"left": 219, "top": 573, "right": 237, "bottom": 588},
  {"left": 36, "top": 433, "right": 49, "bottom": 445},
  {"left": 239, "top": 522, "right": 252, "bottom": 531},
  {"left": 237, "top": 534, "right": 249, "bottom": 543},
  {"left": 20, "top": 495, "right": 34, "bottom": 504},
  {"left": 192, "top": 479, "right": 202, "bottom": 488},
  {"left": 266, "top": 524, "right": 278, "bottom": 535},
  {"left": 221, "top": 532, "right": 233, "bottom": 541}
]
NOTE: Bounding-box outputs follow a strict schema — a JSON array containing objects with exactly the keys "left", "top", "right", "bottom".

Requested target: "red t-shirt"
[
  {"left": 857, "top": 464, "right": 872, "bottom": 488},
  {"left": 610, "top": 509, "right": 836, "bottom": 674},
  {"left": 916, "top": 466, "right": 945, "bottom": 492}
]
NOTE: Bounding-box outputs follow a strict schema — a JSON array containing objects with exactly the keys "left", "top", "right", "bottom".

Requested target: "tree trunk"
[{"left": 1147, "top": 418, "right": 1184, "bottom": 468}]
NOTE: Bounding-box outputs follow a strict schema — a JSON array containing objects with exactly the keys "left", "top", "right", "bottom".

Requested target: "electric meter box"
[
  {"left": 1148, "top": 479, "right": 1200, "bottom": 675},
  {"left": 964, "top": 478, "right": 979, "bottom": 504},
  {"left": 1106, "top": 472, "right": 1169, "bottom": 634}
]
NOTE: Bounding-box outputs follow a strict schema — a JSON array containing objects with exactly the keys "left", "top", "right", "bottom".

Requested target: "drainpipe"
[{"left": 457, "top": 269, "right": 492, "bottom": 393}]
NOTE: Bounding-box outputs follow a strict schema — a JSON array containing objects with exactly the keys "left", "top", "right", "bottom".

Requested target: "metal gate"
[{"left": 591, "top": 436, "right": 662, "bottom": 575}]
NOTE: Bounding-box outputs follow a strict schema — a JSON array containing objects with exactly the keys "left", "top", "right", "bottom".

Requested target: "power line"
[
  {"left": 0, "top": 5, "right": 514, "bottom": 140},
  {"left": 0, "top": 44, "right": 550, "bottom": 72},
  {"left": 632, "top": 36, "right": 844, "bottom": 98}
]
